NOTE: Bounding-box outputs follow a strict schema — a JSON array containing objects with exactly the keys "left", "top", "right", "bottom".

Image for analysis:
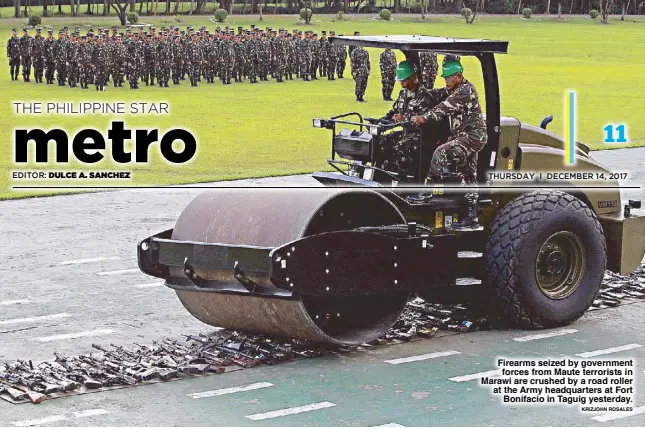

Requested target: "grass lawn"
[{"left": 1, "top": 14, "right": 644, "bottom": 200}]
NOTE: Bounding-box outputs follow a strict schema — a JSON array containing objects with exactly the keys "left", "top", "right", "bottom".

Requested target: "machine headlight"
[
  {"left": 369, "top": 125, "right": 379, "bottom": 136},
  {"left": 313, "top": 118, "right": 325, "bottom": 128}
]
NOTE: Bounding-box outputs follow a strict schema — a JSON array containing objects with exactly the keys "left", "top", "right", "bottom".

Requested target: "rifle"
[{"left": 0, "top": 378, "right": 47, "bottom": 404}]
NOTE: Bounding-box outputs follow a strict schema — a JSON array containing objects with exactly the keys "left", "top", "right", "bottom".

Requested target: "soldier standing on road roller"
[{"left": 407, "top": 58, "right": 487, "bottom": 231}]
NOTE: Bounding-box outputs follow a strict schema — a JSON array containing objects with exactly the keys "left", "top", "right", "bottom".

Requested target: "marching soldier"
[
  {"left": 19, "top": 27, "right": 33, "bottom": 82},
  {"left": 32, "top": 27, "right": 45, "bottom": 83},
  {"left": 6, "top": 28, "right": 21, "bottom": 81},
  {"left": 44, "top": 28, "right": 56, "bottom": 84}
]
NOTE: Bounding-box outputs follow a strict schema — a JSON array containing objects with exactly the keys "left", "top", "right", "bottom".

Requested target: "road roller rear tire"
[{"left": 485, "top": 190, "right": 606, "bottom": 329}]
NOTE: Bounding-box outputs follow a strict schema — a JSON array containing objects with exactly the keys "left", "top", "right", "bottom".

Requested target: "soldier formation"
[{"left": 6, "top": 24, "right": 350, "bottom": 90}]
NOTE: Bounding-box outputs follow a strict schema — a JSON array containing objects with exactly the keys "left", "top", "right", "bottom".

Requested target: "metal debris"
[{"left": 2, "top": 263, "right": 643, "bottom": 404}]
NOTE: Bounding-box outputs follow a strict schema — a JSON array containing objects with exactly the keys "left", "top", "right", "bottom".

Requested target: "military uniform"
[
  {"left": 423, "top": 78, "right": 487, "bottom": 186},
  {"left": 6, "top": 29, "right": 21, "bottom": 81},
  {"left": 19, "top": 29, "right": 32, "bottom": 82},
  {"left": 32, "top": 28, "right": 45, "bottom": 83},
  {"left": 350, "top": 46, "right": 370, "bottom": 102},
  {"left": 379, "top": 49, "right": 396, "bottom": 101},
  {"left": 419, "top": 52, "right": 438, "bottom": 89},
  {"left": 376, "top": 85, "right": 436, "bottom": 178},
  {"left": 44, "top": 30, "right": 56, "bottom": 84}
]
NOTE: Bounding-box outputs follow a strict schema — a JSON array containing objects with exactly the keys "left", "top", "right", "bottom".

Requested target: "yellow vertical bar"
[{"left": 565, "top": 92, "right": 571, "bottom": 165}]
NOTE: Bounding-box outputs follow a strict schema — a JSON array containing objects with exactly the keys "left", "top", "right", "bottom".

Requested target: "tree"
[
  {"left": 599, "top": 0, "right": 612, "bottom": 22},
  {"left": 106, "top": 0, "right": 131, "bottom": 25},
  {"left": 15, "top": 0, "right": 20, "bottom": 18}
]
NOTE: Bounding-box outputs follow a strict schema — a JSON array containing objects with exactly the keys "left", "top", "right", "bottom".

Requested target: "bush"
[
  {"left": 127, "top": 12, "right": 138, "bottom": 23},
  {"left": 460, "top": 7, "right": 472, "bottom": 17},
  {"left": 28, "top": 14, "right": 41, "bottom": 26},
  {"left": 337, "top": 10, "right": 345, "bottom": 20},
  {"left": 379, "top": 8, "right": 392, "bottom": 20},
  {"left": 589, "top": 9, "right": 599, "bottom": 18},
  {"left": 299, "top": 8, "right": 312, "bottom": 20},
  {"left": 522, "top": 7, "right": 532, "bottom": 18},
  {"left": 214, "top": 8, "right": 228, "bottom": 22},
  {"left": 488, "top": 0, "right": 515, "bottom": 14}
]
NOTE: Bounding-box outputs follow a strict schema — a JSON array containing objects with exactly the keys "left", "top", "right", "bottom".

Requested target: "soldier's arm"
[
  {"left": 379, "top": 90, "right": 403, "bottom": 122},
  {"left": 423, "top": 85, "right": 472, "bottom": 122}
]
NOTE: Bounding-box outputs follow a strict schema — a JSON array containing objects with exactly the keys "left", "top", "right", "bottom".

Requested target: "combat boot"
[
  {"left": 164, "top": 82, "right": 169, "bottom": 87},
  {"left": 450, "top": 195, "right": 482, "bottom": 231}
]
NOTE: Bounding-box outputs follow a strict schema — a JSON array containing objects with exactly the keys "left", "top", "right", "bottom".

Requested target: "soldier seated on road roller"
[
  {"left": 371, "top": 60, "right": 436, "bottom": 180},
  {"left": 406, "top": 58, "right": 488, "bottom": 231}
]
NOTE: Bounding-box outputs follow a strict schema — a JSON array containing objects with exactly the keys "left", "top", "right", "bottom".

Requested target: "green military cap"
[
  {"left": 23, "top": 27, "right": 28, "bottom": 32},
  {"left": 441, "top": 59, "right": 464, "bottom": 78},
  {"left": 36, "top": 27, "right": 42, "bottom": 31},
  {"left": 47, "top": 29, "right": 53, "bottom": 33},
  {"left": 330, "top": 31, "right": 336, "bottom": 35},
  {"left": 321, "top": 30, "right": 326, "bottom": 34},
  {"left": 12, "top": 27, "right": 17, "bottom": 32},
  {"left": 396, "top": 60, "right": 415, "bottom": 81}
]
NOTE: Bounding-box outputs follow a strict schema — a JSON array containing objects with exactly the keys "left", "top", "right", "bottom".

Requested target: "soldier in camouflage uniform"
[
  {"left": 66, "top": 32, "right": 80, "bottom": 88},
  {"left": 19, "top": 28, "right": 32, "bottom": 82},
  {"left": 326, "top": 31, "right": 338, "bottom": 80},
  {"left": 297, "top": 32, "right": 310, "bottom": 81},
  {"left": 258, "top": 32, "right": 270, "bottom": 81},
  {"left": 93, "top": 36, "right": 107, "bottom": 91},
  {"left": 233, "top": 35, "right": 246, "bottom": 82},
  {"left": 350, "top": 45, "right": 370, "bottom": 102},
  {"left": 379, "top": 48, "right": 396, "bottom": 101},
  {"left": 55, "top": 30, "right": 67, "bottom": 86},
  {"left": 6, "top": 28, "right": 21, "bottom": 81},
  {"left": 31, "top": 27, "right": 45, "bottom": 83},
  {"left": 44, "top": 29, "right": 56, "bottom": 84},
  {"left": 410, "top": 58, "right": 486, "bottom": 229},
  {"left": 171, "top": 36, "right": 184, "bottom": 85},
  {"left": 186, "top": 32, "right": 203, "bottom": 87},
  {"left": 157, "top": 31, "right": 171, "bottom": 87},
  {"left": 336, "top": 37, "right": 347, "bottom": 78},
  {"left": 375, "top": 61, "right": 435, "bottom": 180},
  {"left": 112, "top": 36, "right": 126, "bottom": 87},
  {"left": 419, "top": 52, "right": 438, "bottom": 89},
  {"left": 246, "top": 31, "right": 259, "bottom": 84},
  {"left": 78, "top": 35, "right": 92, "bottom": 89}
]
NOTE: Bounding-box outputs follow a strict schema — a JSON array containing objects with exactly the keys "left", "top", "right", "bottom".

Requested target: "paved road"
[{"left": 0, "top": 147, "right": 643, "bottom": 426}]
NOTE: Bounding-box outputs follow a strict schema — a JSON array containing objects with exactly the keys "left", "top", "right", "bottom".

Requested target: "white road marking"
[
  {"left": 590, "top": 405, "right": 645, "bottom": 422},
  {"left": 134, "top": 282, "right": 166, "bottom": 289},
  {"left": 245, "top": 401, "right": 336, "bottom": 420},
  {"left": 576, "top": 343, "right": 642, "bottom": 358},
  {"left": 374, "top": 424, "right": 405, "bottom": 427},
  {"left": 449, "top": 369, "right": 503, "bottom": 382},
  {"left": 12, "top": 409, "right": 109, "bottom": 426},
  {"left": 188, "top": 382, "right": 274, "bottom": 399},
  {"left": 0, "top": 299, "right": 30, "bottom": 306},
  {"left": 96, "top": 268, "right": 140, "bottom": 276},
  {"left": 59, "top": 256, "right": 121, "bottom": 265},
  {"left": 35, "top": 329, "right": 115, "bottom": 342},
  {"left": 385, "top": 350, "right": 460, "bottom": 365},
  {"left": 0, "top": 313, "right": 71, "bottom": 326},
  {"left": 513, "top": 329, "right": 578, "bottom": 342}
]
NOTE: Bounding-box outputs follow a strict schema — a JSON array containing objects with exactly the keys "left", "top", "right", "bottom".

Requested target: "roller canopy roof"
[{"left": 328, "top": 35, "right": 509, "bottom": 54}]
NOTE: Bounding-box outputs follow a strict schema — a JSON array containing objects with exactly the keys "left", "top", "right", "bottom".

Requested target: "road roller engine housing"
[{"left": 138, "top": 35, "right": 645, "bottom": 346}]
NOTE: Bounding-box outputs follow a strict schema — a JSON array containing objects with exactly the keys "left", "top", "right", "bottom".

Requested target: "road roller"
[{"left": 138, "top": 35, "right": 645, "bottom": 346}]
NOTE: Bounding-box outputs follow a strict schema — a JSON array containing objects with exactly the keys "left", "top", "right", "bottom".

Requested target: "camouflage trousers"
[
  {"left": 112, "top": 63, "right": 125, "bottom": 83},
  {"left": 9, "top": 56, "right": 20, "bottom": 77},
  {"left": 381, "top": 71, "right": 395, "bottom": 100},
  {"left": 188, "top": 62, "right": 200, "bottom": 85},
  {"left": 45, "top": 60, "right": 55, "bottom": 82},
  {"left": 94, "top": 65, "right": 106, "bottom": 87},
  {"left": 427, "top": 131, "right": 487, "bottom": 186},
  {"left": 33, "top": 57, "right": 45, "bottom": 81},
  {"left": 377, "top": 130, "right": 421, "bottom": 179},
  {"left": 22, "top": 58, "right": 32, "bottom": 79},
  {"left": 337, "top": 60, "right": 346, "bottom": 78},
  {"left": 354, "top": 74, "right": 368, "bottom": 97},
  {"left": 56, "top": 62, "right": 66, "bottom": 85}
]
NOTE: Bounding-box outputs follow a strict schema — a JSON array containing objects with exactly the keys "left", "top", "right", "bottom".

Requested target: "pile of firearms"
[
  {"left": 0, "top": 332, "right": 328, "bottom": 404},
  {"left": 593, "top": 264, "right": 645, "bottom": 309},
  {"left": 2, "top": 264, "right": 643, "bottom": 404}
]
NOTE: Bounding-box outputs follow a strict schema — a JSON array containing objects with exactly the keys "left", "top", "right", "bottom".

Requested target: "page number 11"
[{"left": 603, "top": 124, "right": 628, "bottom": 143}]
